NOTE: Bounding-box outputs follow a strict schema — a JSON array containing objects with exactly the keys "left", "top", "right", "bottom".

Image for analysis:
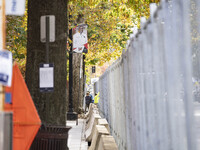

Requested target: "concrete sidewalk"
[{"left": 67, "top": 119, "right": 88, "bottom": 150}]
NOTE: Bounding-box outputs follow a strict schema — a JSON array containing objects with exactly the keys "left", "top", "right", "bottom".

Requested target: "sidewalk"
[{"left": 67, "top": 119, "right": 88, "bottom": 150}]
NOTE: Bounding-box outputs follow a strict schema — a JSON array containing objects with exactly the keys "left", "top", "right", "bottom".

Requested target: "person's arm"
[{"left": 90, "top": 96, "right": 92, "bottom": 103}]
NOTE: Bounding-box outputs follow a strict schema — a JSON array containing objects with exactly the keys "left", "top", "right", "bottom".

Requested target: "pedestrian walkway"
[{"left": 67, "top": 119, "right": 88, "bottom": 150}]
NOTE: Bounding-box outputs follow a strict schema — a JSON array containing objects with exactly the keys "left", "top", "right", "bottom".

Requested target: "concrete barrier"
[
  {"left": 97, "top": 135, "right": 118, "bottom": 150},
  {"left": 85, "top": 114, "right": 101, "bottom": 141},
  {"left": 98, "top": 118, "right": 110, "bottom": 133},
  {"left": 85, "top": 104, "right": 99, "bottom": 124},
  {"left": 88, "top": 125, "right": 110, "bottom": 150},
  {"left": 86, "top": 110, "right": 100, "bottom": 130},
  {"left": 85, "top": 105, "right": 118, "bottom": 150},
  {"left": 85, "top": 103, "right": 93, "bottom": 118}
]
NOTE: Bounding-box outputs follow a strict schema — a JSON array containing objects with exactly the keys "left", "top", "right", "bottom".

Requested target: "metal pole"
[
  {"left": 83, "top": 55, "right": 85, "bottom": 91},
  {"left": 46, "top": 16, "right": 49, "bottom": 63},
  {"left": 67, "top": 27, "right": 78, "bottom": 124},
  {"left": 68, "top": 28, "right": 73, "bottom": 112},
  {"left": 45, "top": 16, "right": 50, "bottom": 122},
  {"left": 82, "top": 55, "right": 86, "bottom": 108}
]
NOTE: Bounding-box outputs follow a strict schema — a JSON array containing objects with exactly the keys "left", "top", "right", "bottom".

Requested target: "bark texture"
[
  {"left": 25, "top": 0, "right": 68, "bottom": 126},
  {"left": 72, "top": 53, "right": 84, "bottom": 113}
]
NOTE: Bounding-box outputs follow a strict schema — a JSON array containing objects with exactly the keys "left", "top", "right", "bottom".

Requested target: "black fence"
[{"left": 30, "top": 125, "right": 71, "bottom": 150}]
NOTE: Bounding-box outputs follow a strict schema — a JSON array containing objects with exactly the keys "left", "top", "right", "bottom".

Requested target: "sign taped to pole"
[
  {"left": 73, "top": 24, "right": 88, "bottom": 53},
  {"left": 0, "top": 50, "right": 13, "bottom": 87},
  {"left": 5, "top": 0, "right": 25, "bottom": 16}
]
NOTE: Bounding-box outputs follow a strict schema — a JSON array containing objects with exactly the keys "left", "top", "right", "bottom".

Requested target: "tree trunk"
[
  {"left": 72, "top": 53, "right": 83, "bottom": 113},
  {"left": 25, "top": 0, "right": 68, "bottom": 126}
]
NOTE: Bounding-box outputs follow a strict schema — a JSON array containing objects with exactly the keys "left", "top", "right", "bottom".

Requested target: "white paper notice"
[
  {"left": 39, "top": 65, "right": 54, "bottom": 88},
  {"left": 6, "top": 0, "right": 26, "bottom": 16},
  {"left": 0, "top": 50, "right": 13, "bottom": 86}
]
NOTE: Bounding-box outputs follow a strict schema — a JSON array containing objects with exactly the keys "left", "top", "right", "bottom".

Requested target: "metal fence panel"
[
  {"left": 191, "top": 0, "right": 200, "bottom": 149},
  {"left": 97, "top": 0, "right": 197, "bottom": 150}
]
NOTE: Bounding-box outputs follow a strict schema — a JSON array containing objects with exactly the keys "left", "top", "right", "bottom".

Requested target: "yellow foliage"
[{"left": 68, "top": 0, "right": 160, "bottom": 69}]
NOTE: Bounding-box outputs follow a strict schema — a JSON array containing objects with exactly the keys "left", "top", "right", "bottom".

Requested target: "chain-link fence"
[{"left": 97, "top": 0, "right": 200, "bottom": 150}]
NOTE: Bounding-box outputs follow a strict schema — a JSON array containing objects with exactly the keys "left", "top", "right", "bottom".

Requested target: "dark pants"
[{"left": 85, "top": 103, "right": 90, "bottom": 112}]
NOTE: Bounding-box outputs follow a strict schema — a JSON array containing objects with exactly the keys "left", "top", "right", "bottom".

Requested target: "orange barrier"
[{"left": 4, "top": 64, "right": 41, "bottom": 150}]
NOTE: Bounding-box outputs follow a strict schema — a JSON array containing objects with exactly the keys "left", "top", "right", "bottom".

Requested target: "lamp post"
[{"left": 67, "top": 27, "right": 78, "bottom": 125}]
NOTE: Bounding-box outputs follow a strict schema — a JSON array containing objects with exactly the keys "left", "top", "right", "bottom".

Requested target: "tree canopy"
[
  {"left": 68, "top": 0, "right": 160, "bottom": 66},
  {"left": 6, "top": 0, "right": 160, "bottom": 72},
  {"left": 6, "top": 9, "right": 27, "bottom": 76}
]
